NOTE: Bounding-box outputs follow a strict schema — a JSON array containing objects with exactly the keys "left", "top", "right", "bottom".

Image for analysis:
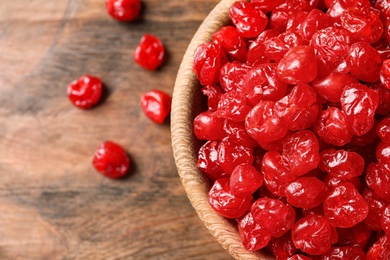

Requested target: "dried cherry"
[
  {"left": 134, "top": 34, "right": 165, "bottom": 70},
  {"left": 140, "top": 89, "right": 171, "bottom": 124},
  {"left": 251, "top": 197, "right": 296, "bottom": 237},
  {"left": 323, "top": 182, "right": 368, "bottom": 228},
  {"left": 92, "top": 141, "right": 130, "bottom": 179},
  {"left": 291, "top": 214, "right": 337, "bottom": 255},
  {"left": 208, "top": 178, "right": 252, "bottom": 219},
  {"left": 105, "top": 0, "right": 141, "bottom": 22},
  {"left": 238, "top": 212, "right": 272, "bottom": 251},
  {"left": 67, "top": 75, "right": 102, "bottom": 109}
]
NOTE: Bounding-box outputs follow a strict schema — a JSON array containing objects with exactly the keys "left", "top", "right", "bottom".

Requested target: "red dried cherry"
[
  {"left": 282, "top": 130, "right": 320, "bottom": 177},
  {"left": 216, "top": 91, "right": 251, "bottom": 122},
  {"left": 217, "top": 137, "right": 253, "bottom": 175},
  {"left": 323, "top": 182, "right": 369, "bottom": 228},
  {"left": 377, "top": 141, "right": 390, "bottom": 165},
  {"left": 262, "top": 150, "right": 297, "bottom": 196},
  {"left": 230, "top": 163, "right": 263, "bottom": 196},
  {"left": 140, "top": 89, "right": 171, "bottom": 124},
  {"left": 212, "top": 26, "right": 247, "bottom": 62},
  {"left": 340, "top": 5, "right": 383, "bottom": 43},
  {"left": 340, "top": 82, "right": 379, "bottom": 136},
  {"left": 243, "top": 63, "right": 288, "bottom": 106},
  {"left": 319, "top": 149, "right": 365, "bottom": 179},
  {"left": 246, "top": 30, "right": 279, "bottom": 66},
  {"left": 193, "top": 111, "right": 225, "bottom": 141},
  {"left": 264, "top": 31, "right": 302, "bottom": 61},
  {"left": 285, "top": 177, "right": 327, "bottom": 209},
  {"left": 105, "top": 0, "right": 141, "bottom": 22},
  {"left": 67, "top": 75, "right": 102, "bottom": 109},
  {"left": 270, "top": 0, "right": 315, "bottom": 32},
  {"left": 134, "top": 34, "right": 165, "bottom": 70},
  {"left": 197, "top": 140, "right": 227, "bottom": 181},
  {"left": 346, "top": 42, "right": 382, "bottom": 83},
  {"left": 298, "top": 9, "right": 327, "bottom": 43},
  {"left": 245, "top": 101, "right": 288, "bottom": 143},
  {"left": 219, "top": 61, "right": 250, "bottom": 93},
  {"left": 291, "top": 214, "right": 337, "bottom": 255},
  {"left": 267, "top": 231, "right": 297, "bottom": 259},
  {"left": 208, "top": 178, "right": 252, "bottom": 219},
  {"left": 277, "top": 45, "right": 317, "bottom": 84},
  {"left": 223, "top": 120, "right": 258, "bottom": 148},
  {"left": 314, "top": 107, "right": 353, "bottom": 146},
  {"left": 311, "top": 26, "right": 351, "bottom": 62},
  {"left": 274, "top": 84, "right": 319, "bottom": 131},
  {"left": 311, "top": 26, "right": 351, "bottom": 75},
  {"left": 325, "top": 0, "right": 371, "bottom": 27},
  {"left": 193, "top": 42, "right": 227, "bottom": 86},
  {"left": 92, "top": 140, "right": 130, "bottom": 178},
  {"left": 362, "top": 188, "right": 389, "bottom": 231},
  {"left": 251, "top": 197, "right": 296, "bottom": 237},
  {"left": 311, "top": 72, "right": 357, "bottom": 103},
  {"left": 366, "top": 235, "right": 390, "bottom": 260},
  {"left": 229, "top": 1, "right": 268, "bottom": 38},
  {"left": 238, "top": 212, "right": 272, "bottom": 251}
]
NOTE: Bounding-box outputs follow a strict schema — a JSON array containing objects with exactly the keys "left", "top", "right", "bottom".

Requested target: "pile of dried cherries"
[{"left": 192, "top": 0, "right": 390, "bottom": 259}]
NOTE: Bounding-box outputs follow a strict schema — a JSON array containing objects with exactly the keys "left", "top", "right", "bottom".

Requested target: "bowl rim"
[{"left": 171, "top": 0, "right": 273, "bottom": 259}]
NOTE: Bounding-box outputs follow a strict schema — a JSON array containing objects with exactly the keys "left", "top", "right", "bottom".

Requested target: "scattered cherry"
[
  {"left": 67, "top": 75, "right": 102, "bottom": 109},
  {"left": 140, "top": 89, "right": 171, "bottom": 124},
  {"left": 134, "top": 34, "right": 165, "bottom": 70},
  {"left": 92, "top": 140, "right": 130, "bottom": 178},
  {"left": 105, "top": 0, "right": 141, "bottom": 22}
]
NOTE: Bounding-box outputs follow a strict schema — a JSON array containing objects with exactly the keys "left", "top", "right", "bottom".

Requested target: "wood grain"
[{"left": 0, "top": 0, "right": 232, "bottom": 259}]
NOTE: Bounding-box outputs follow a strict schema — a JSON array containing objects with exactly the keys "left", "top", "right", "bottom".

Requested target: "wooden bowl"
[{"left": 171, "top": 0, "right": 272, "bottom": 259}]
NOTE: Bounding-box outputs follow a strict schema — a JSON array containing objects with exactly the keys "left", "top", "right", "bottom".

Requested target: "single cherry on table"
[
  {"left": 134, "top": 34, "right": 165, "bottom": 71},
  {"left": 92, "top": 140, "right": 130, "bottom": 179},
  {"left": 105, "top": 0, "right": 141, "bottom": 22},
  {"left": 67, "top": 75, "right": 102, "bottom": 109}
]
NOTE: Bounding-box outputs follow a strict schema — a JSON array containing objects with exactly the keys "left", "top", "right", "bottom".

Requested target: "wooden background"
[{"left": 0, "top": 0, "right": 232, "bottom": 259}]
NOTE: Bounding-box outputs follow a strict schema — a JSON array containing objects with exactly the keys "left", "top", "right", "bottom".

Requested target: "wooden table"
[{"left": 0, "top": 0, "right": 232, "bottom": 259}]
